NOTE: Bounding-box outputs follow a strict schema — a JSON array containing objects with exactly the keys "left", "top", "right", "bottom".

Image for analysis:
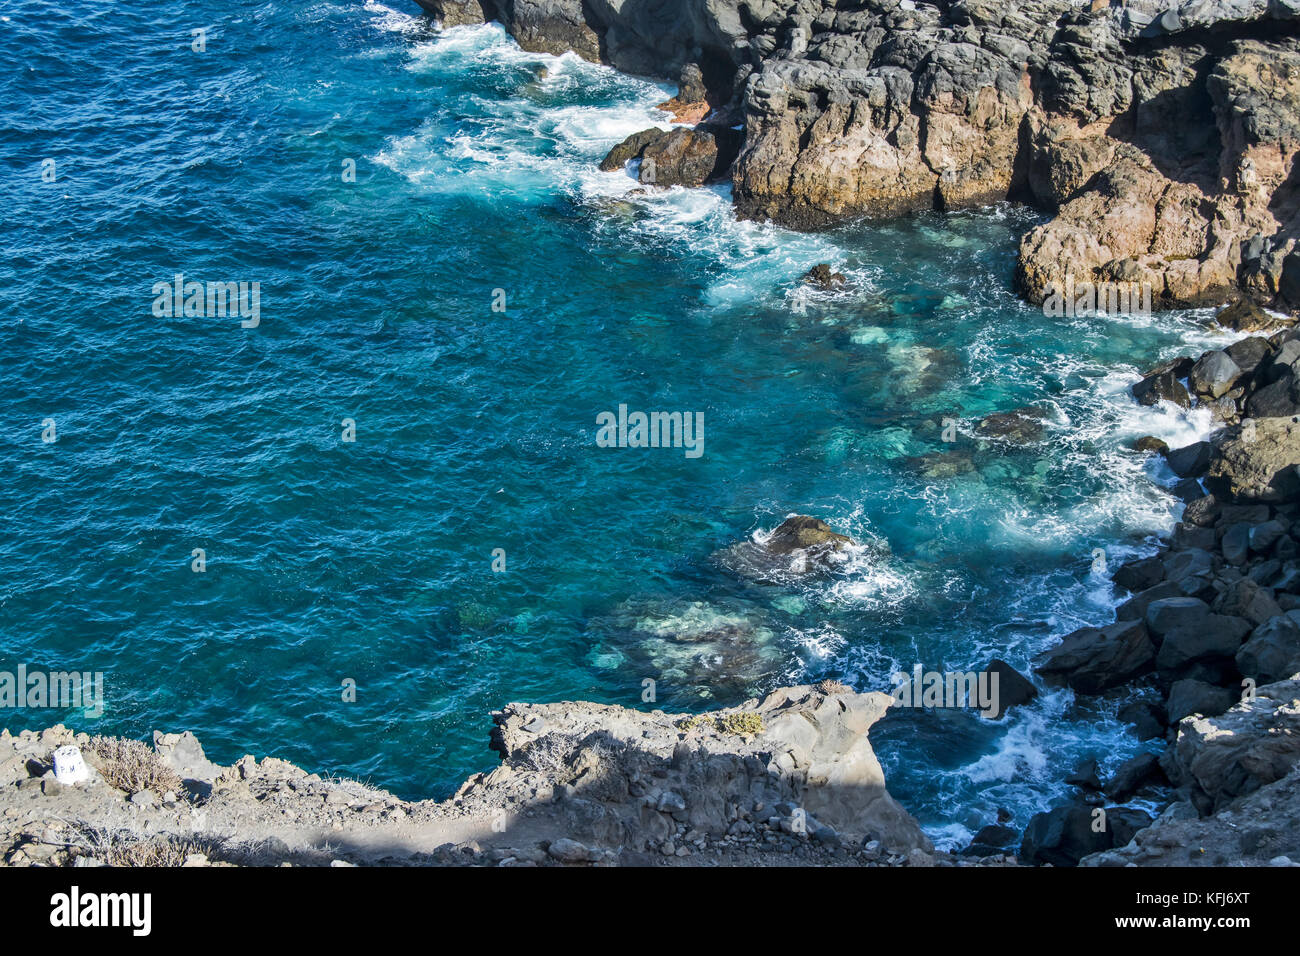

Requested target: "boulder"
[
  {"left": 1164, "top": 441, "right": 1213, "bottom": 478},
  {"left": 1118, "top": 699, "right": 1167, "bottom": 740},
  {"left": 1132, "top": 370, "right": 1191, "bottom": 409},
  {"left": 152, "top": 731, "right": 222, "bottom": 785},
  {"left": 1206, "top": 417, "right": 1300, "bottom": 502},
  {"left": 1112, "top": 556, "right": 1165, "bottom": 592},
  {"left": 1221, "top": 522, "right": 1252, "bottom": 565},
  {"left": 1213, "top": 577, "right": 1283, "bottom": 626},
  {"left": 1162, "top": 548, "right": 1214, "bottom": 585},
  {"left": 1236, "top": 616, "right": 1300, "bottom": 684},
  {"left": 1155, "top": 614, "right": 1251, "bottom": 671},
  {"left": 1103, "top": 751, "right": 1164, "bottom": 800},
  {"left": 982, "top": 659, "right": 1038, "bottom": 719},
  {"left": 640, "top": 126, "right": 725, "bottom": 187},
  {"left": 1188, "top": 350, "right": 1242, "bottom": 399},
  {"left": 599, "top": 128, "right": 669, "bottom": 172},
  {"left": 803, "top": 264, "right": 846, "bottom": 289},
  {"left": 1225, "top": 336, "right": 1273, "bottom": 376},
  {"left": 1035, "top": 619, "right": 1156, "bottom": 693},
  {"left": 1166, "top": 678, "right": 1237, "bottom": 723},
  {"left": 1164, "top": 675, "right": 1300, "bottom": 812},
  {"left": 1144, "top": 597, "right": 1210, "bottom": 636},
  {"left": 1065, "top": 758, "right": 1102, "bottom": 791},
  {"left": 1216, "top": 299, "right": 1275, "bottom": 333},
  {"left": 971, "top": 823, "right": 1017, "bottom": 847},
  {"left": 764, "top": 514, "right": 853, "bottom": 556},
  {"left": 1245, "top": 374, "right": 1300, "bottom": 418},
  {"left": 1019, "top": 803, "right": 1113, "bottom": 867},
  {"left": 1116, "top": 581, "right": 1183, "bottom": 621},
  {"left": 1131, "top": 436, "right": 1169, "bottom": 455}
]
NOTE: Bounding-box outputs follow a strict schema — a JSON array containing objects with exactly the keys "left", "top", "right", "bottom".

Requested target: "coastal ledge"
[{"left": 0, "top": 684, "right": 988, "bottom": 868}]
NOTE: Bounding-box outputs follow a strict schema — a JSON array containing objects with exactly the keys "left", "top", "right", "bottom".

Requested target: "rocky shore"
[
  {"left": 1019, "top": 297, "right": 1300, "bottom": 866},
  {"left": 6, "top": 475, "right": 1299, "bottom": 866},
  {"left": 1, "top": 685, "right": 1016, "bottom": 867},
  {"left": 11, "top": 2, "right": 1300, "bottom": 868},
  {"left": 416, "top": 0, "right": 1300, "bottom": 312}
]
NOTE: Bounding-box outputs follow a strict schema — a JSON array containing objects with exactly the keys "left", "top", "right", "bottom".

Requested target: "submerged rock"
[
  {"left": 592, "top": 597, "right": 784, "bottom": 702},
  {"left": 716, "top": 514, "right": 886, "bottom": 582},
  {"left": 974, "top": 407, "right": 1049, "bottom": 444}
]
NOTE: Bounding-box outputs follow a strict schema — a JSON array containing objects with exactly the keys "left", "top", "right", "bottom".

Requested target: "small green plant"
[
  {"left": 677, "top": 714, "right": 717, "bottom": 733},
  {"left": 716, "top": 712, "right": 765, "bottom": 736}
]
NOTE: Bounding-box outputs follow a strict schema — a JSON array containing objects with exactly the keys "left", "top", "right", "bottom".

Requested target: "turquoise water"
[{"left": 1, "top": 0, "right": 1233, "bottom": 844}]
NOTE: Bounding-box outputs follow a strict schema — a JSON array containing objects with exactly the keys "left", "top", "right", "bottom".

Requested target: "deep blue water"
[{"left": 1, "top": 0, "right": 1237, "bottom": 844}]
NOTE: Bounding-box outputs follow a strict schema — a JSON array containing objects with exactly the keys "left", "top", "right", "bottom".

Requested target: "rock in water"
[
  {"left": 640, "top": 126, "right": 726, "bottom": 187},
  {"left": 764, "top": 514, "right": 854, "bottom": 556},
  {"left": 1188, "top": 350, "right": 1242, "bottom": 400},
  {"left": 803, "top": 264, "right": 847, "bottom": 290},
  {"left": 1132, "top": 369, "right": 1191, "bottom": 409},
  {"left": 974, "top": 407, "right": 1049, "bottom": 444},
  {"left": 599, "top": 128, "right": 669, "bottom": 172},
  {"left": 715, "top": 514, "right": 886, "bottom": 583},
  {"left": 1216, "top": 298, "right": 1275, "bottom": 332},
  {"left": 982, "top": 659, "right": 1037, "bottom": 719}
]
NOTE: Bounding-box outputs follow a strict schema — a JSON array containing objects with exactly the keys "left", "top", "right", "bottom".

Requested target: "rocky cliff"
[
  {"left": 0, "top": 685, "right": 962, "bottom": 867},
  {"left": 414, "top": 0, "right": 1300, "bottom": 312}
]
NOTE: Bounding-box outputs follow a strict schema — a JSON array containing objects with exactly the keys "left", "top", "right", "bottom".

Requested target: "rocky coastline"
[
  {"left": 1021, "top": 297, "right": 1300, "bottom": 866},
  {"left": 416, "top": 0, "right": 1300, "bottom": 312},
  {"left": 8, "top": 1, "right": 1300, "bottom": 868},
  {"left": 3, "top": 686, "right": 1003, "bottom": 868},
  {"left": 394, "top": 0, "right": 1300, "bottom": 866}
]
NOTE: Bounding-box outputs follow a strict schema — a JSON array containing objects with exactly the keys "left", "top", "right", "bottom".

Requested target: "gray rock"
[
  {"left": 1145, "top": 597, "right": 1210, "bottom": 636},
  {"left": 1036, "top": 619, "right": 1155, "bottom": 693},
  {"left": 1237, "top": 615, "right": 1300, "bottom": 684},
  {"left": 1104, "top": 752, "right": 1163, "bottom": 800},
  {"left": 1165, "top": 442, "right": 1214, "bottom": 478},
  {"left": 1156, "top": 614, "right": 1251, "bottom": 671},
  {"left": 1166, "top": 678, "right": 1237, "bottom": 723},
  {"left": 547, "top": 838, "right": 593, "bottom": 863},
  {"left": 982, "top": 659, "right": 1037, "bottom": 718},
  {"left": 1188, "top": 350, "right": 1242, "bottom": 399}
]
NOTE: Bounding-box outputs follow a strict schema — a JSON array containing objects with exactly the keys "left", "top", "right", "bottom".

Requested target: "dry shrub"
[
  {"left": 85, "top": 736, "right": 183, "bottom": 795},
  {"left": 816, "top": 679, "right": 852, "bottom": 695},
  {"left": 69, "top": 824, "right": 226, "bottom": 867}
]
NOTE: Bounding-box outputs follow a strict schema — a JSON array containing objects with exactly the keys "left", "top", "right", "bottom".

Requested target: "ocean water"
[{"left": 1, "top": 0, "right": 1236, "bottom": 844}]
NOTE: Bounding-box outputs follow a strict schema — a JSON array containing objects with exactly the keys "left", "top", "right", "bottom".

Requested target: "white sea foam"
[{"left": 375, "top": 23, "right": 855, "bottom": 300}]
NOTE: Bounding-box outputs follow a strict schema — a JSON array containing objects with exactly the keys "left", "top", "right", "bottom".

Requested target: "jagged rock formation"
[
  {"left": 414, "top": 0, "right": 1300, "bottom": 311},
  {"left": 0, "top": 685, "right": 951, "bottom": 867},
  {"left": 1082, "top": 677, "right": 1300, "bottom": 866},
  {"left": 1021, "top": 322, "right": 1300, "bottom": 865}
]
